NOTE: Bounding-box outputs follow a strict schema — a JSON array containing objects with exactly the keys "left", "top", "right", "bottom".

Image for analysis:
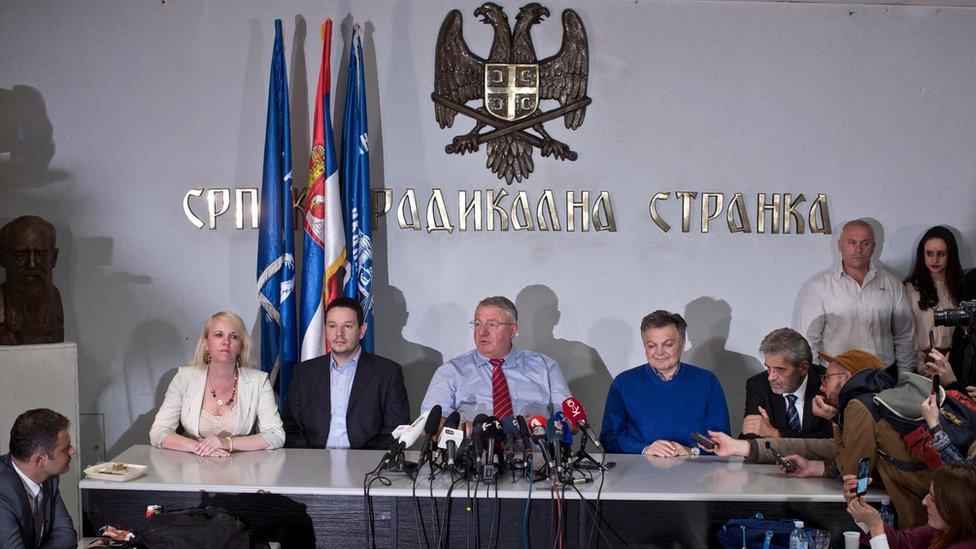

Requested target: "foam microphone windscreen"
[
  {"left": 501, "top": 417, "right": 519, "bottom": 438},
  {"left": 473, "top": 418, "right": 485, "bottom": 454},
  {"left": 423, "top": 405, "right": 443, "bottom": 436},
  {"left": 528, "top": 415, "right": 547, "bottom": 431},
  {"left": 482, "top": 416, "right": 503, "bottom": 439},
  {"left": 444, "top": 410, "right": 461, "bottom": 430}
]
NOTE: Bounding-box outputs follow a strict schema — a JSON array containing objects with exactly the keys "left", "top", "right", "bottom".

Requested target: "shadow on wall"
[
  {"left": 682, "top": 297, "right": 763, "bottom": 437},
  {"left": 374, "top": 286, "right": 443, "bottom": 419},
  {"left": 514, "top": 285, "right": 612, "bottom": 434},
  {"left": 0, "top": 85, "right": 69, "bottom": 186},
  {"left": 105, "top": 318, "right": 183, "bottom": 458}
]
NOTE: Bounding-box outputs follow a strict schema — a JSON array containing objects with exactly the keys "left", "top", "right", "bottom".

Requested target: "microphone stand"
[
  {"left": 384, "top": 448, "right": 417, "bottom": 475},
  {"left": 572, "top": 430, "right": 616, "bottom": 471}
]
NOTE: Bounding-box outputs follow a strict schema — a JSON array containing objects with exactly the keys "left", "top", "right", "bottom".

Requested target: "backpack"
[
  {"left": 717, "top": 513, "right": 818, "bottom": 549},
  {"left": 135, "top": 507, "right": 251, "bottom": 549},
  {"left": 859, "top": 374, "right": 976, "bottom": 470}
]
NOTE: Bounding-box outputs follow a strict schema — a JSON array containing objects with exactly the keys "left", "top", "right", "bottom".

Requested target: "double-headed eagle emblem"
[{"left": 433, "top": 3, "right": 590, "bottom": 184}]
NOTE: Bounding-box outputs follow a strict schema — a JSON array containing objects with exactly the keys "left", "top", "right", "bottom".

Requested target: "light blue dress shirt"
[
  {"left": 326, "top": 347, "right": 361, "bottom": 448},
  {"left": 420, "top": 347, "right": 572, "bottom": 421}
]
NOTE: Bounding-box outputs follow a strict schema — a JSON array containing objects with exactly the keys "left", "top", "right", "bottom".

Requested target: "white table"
[{"left": 81, "top": 445, "right": 877, "bottom": 547}]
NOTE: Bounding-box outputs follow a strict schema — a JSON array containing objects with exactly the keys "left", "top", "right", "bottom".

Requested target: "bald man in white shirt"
[{"left": 795, "top": 219, "right": 917, "bottom": 376}]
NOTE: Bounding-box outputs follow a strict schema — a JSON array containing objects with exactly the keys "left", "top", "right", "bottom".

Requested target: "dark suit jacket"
[
  {"left": 741, "top": 366, "right": 833, "bottom": 439},
  {"left": 282, "top": 351, "right": 410, "bottom": 449},
  {"left": 0, "top": 454, "right": 76, "bottom": 549}
]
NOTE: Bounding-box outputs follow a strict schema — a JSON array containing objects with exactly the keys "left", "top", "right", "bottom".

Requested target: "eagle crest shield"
[
  {"left": 433, "top": 3, "right": 590, "bottom": 184},
  {"left": 485, "top": 63, "right": 539, "bottom": 121}
]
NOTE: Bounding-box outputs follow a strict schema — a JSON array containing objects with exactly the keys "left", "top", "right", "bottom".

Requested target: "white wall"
[{"left": 2, "top": 0, "right": 974, "bottom": 463}]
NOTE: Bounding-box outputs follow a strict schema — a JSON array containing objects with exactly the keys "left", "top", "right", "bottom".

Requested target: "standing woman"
[
  {"left": 903, "top": 226, "right": 965, "bottom": 375},
  {"left": 150, "top": 311, "right": 285, "bottom": 456}
]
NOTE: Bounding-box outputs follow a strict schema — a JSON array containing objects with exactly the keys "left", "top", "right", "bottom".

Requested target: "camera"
[{"left": 934, "top": 300, "right": 976, "bottom": 328}]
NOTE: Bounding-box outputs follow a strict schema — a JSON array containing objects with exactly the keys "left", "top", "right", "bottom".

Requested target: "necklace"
[{"left": 209, "top": 366, "right": 239, "bottom": 407}]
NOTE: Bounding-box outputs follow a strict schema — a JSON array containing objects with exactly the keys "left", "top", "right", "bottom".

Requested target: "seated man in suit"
[
  {"left": 0, "top": 408, "right": 77, "bottom": 548},
  {"left": 421, "top": 296, "right": 572, "bottom": 424},
  {"left": 283, "top": 297, "right": 410, "bottom": 449},
  {"left": 740, "top": 328, "right": 833, "bottom": 439}
]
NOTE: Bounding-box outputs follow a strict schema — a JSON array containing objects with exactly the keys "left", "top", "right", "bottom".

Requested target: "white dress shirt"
[
  {"left": 326, "top": 348, "right": 361, "bottom": 448},
  {"left": 795, "top": 263, "right": 917, "bottom": 373}
]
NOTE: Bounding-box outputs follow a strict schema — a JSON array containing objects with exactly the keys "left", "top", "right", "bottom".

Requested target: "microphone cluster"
[
  {"left": 371, "top": 397, "right": 615, "bottom": 484},
  {"left": 364, "top": 397, "right": 618, "bottom": 549}
]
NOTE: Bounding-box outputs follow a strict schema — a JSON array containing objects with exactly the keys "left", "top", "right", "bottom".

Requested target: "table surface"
[{"left": 79, "top": 445, "right": 885, "bottom": 502}]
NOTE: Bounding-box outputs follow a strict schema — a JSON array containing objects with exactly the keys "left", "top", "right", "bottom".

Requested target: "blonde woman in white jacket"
[{"left": 150, "top": 311, "right": 285, "bottom": 456}]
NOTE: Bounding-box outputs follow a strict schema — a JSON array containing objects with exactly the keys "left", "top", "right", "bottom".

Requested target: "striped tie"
[
  {"left": 785, "top": 394, "right": 801, "bottom": 432},
  {"left": 490, "top": 358, "right": 514, "bottom": 419}
]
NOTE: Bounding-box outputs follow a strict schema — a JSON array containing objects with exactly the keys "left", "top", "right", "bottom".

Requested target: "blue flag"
[
  {"left": 256, "top": 19, "right": 298, "bottom": 396},
  {"left": 341, "top": 25, "right": 374, "bottom": 352}
]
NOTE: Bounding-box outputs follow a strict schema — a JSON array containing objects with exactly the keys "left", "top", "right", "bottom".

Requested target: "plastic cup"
[{"left": 844, "top": 530, "right": 861, "bottom": 549}]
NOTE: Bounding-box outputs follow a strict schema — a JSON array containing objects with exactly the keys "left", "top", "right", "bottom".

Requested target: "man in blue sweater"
[{"left": 601, "top": 310, "right": 731, "bottom": 456}]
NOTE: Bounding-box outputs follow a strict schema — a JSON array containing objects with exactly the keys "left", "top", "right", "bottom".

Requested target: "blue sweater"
[{"left": 600, "top": 362, "right": 731, "bottom": 454}]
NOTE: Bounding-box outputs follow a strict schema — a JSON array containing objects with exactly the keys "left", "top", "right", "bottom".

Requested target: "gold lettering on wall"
[
  {"left": 181, "top": 186, "right": 824, "bottom": 237},
  {"left": 183, "top": 188, "right": 259, "bottom": 230},
  {"left": 647, "top": 191, "right": 830, "bottom": 235}
]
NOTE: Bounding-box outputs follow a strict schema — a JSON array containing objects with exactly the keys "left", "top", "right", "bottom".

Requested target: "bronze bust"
[{"left": 0, "top": 215, "right": 63, "bottom": 344}]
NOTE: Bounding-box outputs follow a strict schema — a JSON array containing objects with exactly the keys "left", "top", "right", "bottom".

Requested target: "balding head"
[
  {"left": 837, "top": 219, "right": 875, "bottom": 274},
  {"left": 840, "top": 219, "right": 874, "bottom": 241}
]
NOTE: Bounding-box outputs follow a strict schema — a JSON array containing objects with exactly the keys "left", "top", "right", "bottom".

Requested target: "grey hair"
[
  {"left": 477, "top": 296, "right": 518, "bottom": 323},
  {"left": 758, "top": 327, "right": 812, "bottom": 366}
]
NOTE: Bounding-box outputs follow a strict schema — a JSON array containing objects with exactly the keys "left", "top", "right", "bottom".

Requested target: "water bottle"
[
  {"left": 879, "top": 497, "right": 896, "bottom": 527},
  {"left": 789, "top": 520, "right": 810, "bottom": 549}
]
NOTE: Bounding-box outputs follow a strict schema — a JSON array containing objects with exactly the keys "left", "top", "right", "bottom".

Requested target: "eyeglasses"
[
  {"left": 469, "top": 319, "right": 515, "bottom": 330},
  {"left": 822, "top": 372, "right": 848, "bottom": 379}
]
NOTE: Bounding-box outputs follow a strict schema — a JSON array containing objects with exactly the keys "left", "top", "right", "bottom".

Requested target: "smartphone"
[
  {"left": 932, "top": 374, "right": 941, "bottom": 409},
  {"left": 690, "top": 432, "right": 715, "bottom": 450},
  {"left": 856, "top": 457, "right": 871, "bottom": 496},
  {"left": 929, "top": 330, "right": 936, "bottom": 351},
  {"left": 765, "top": 441, "right": 796, "bottom": 473}
]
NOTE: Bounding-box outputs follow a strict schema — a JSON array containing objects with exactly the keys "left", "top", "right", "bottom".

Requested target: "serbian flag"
[
  {"left": 256, "top": 20, "right": 298, "bottom": 394},
  {"left": 341, "top": 25, "right": 374, "bottom": 353},
  {"left": 299, "top": 20, "right": 345, "bottom": 366}
]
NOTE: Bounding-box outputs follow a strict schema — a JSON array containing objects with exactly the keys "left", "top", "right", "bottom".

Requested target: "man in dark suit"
[
  {"left": 740, "top": 328, "right": 833, "bottom": 439},
  {"left": 283, "top": 297, "right": 410, "bottom": 449},
  {"left": 0, "top": 408, "right": 77, "bottom": 548}
]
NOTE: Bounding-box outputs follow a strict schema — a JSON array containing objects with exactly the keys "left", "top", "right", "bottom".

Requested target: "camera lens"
[{"left": 934, "top": 309, "right": 970, "bottom": 327}]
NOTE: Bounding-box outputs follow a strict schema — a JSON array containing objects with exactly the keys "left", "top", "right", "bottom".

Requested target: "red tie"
[{"left": 490, "top": 358, "right": 514, "bottom": 418}]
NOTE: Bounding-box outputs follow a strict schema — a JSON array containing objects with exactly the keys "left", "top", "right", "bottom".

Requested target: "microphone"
[
  {"left": 547, "top": 415, "right": 565, "bottom": 474},
  {"left": 444, "top": 410, "right": 461, "bottom": 429},
  {"left": 552, "top": 411, "right": 574, "bottom": 445},
  {"left": 472, "top": 414, "right": 487, "bottom": 470},
  {"left": 561, "top": 397, "right": 602, "bottom": 449},
  {"left": 438, "top": 411, "right": 463, "bottom": 466},
  {"left": 501, "top": 417, "right": 518, "bottom": 467},
  {"left": 377, "top": 409, "right": 429, "bottom": 470},
  {"left": 416, "top": 405, "right": 442, "bottom": 468},
  {"left": 480, "top": 416, "right": 503, "bottom": 484},
  {"left": 528, "top": 415, "right": 555, "bottom": 472},
  {"left": 515, "top": 415, "right": 533, "bottom": 462}
]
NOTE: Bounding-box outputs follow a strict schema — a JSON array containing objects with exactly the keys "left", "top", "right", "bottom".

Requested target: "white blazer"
[{"left": 149, "top": 365, "right": 285, "bottom": 449}]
